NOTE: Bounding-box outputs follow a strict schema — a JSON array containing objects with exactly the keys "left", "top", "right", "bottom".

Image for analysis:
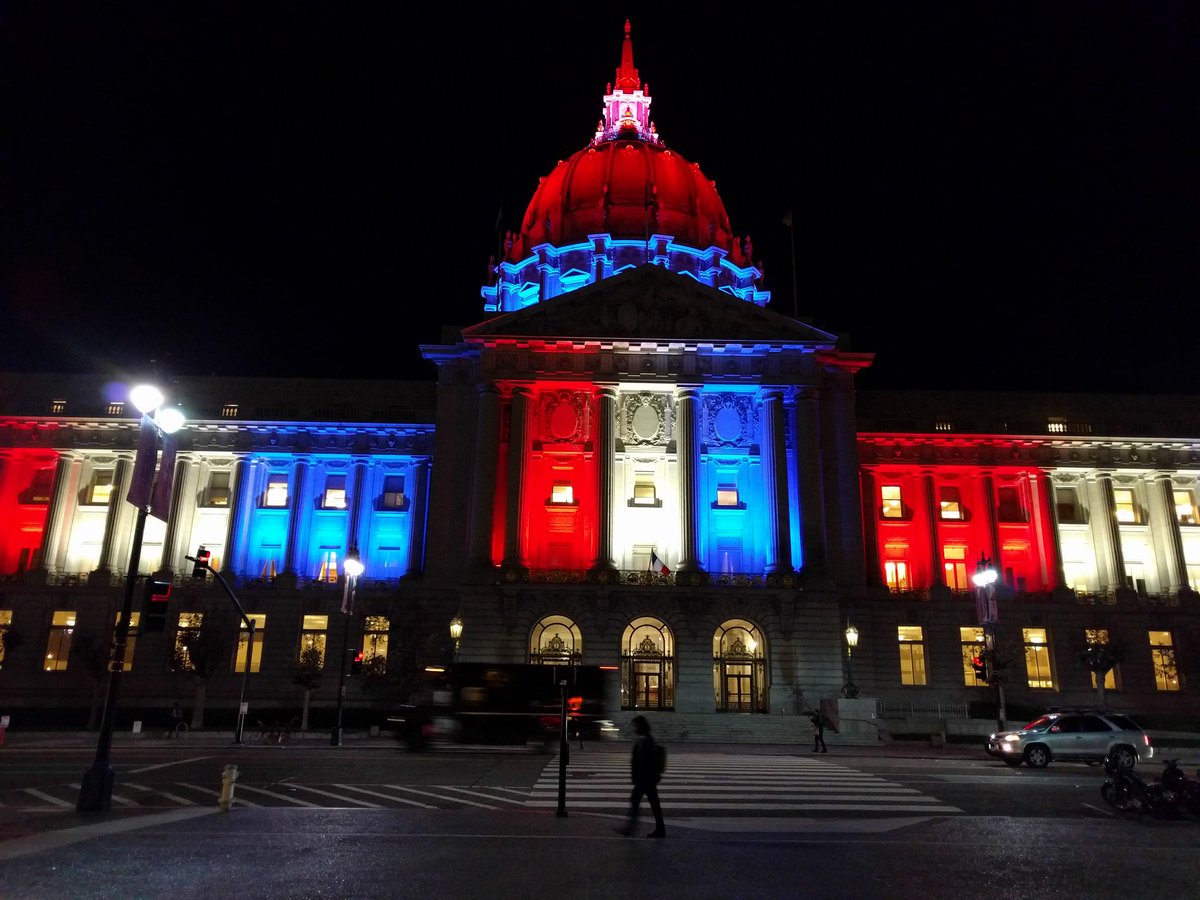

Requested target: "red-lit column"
[
  {"left": 590, "top": 384, "right": 618, "bottom": 573},
  {"left": 675, "top": 385, "right": 702, "bottom": 574},
  {"left": 981, "top": 473, "right": 999, "bottom": 571},
  {"left": 924, "top": 472, "right": 942, "bottom": 586},
  {"left": 467, "top": 385, "right": 501, "bottom": 570},
  {"left": 760, "top": 388, "right": 792, "bottom": 575},
  {"left": 1031, "top": 472, "right": 1061, "bottom": 590},
  {"left": 502, "top": 386, "right": 531, "bottom": 571}
]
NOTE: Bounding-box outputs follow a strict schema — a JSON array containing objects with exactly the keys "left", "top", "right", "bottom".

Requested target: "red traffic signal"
[
  {"left": 971, "top": 654, "right": 989, "bottom": 682},
  {"left": 191, "top": 546, "right": 211, "bottom": 580},
  {"left": 350, "top": 651, "right": 364, "bottom": 676},
  {"left": 140, "top": 578, "right": 172, "bottom": 633}
]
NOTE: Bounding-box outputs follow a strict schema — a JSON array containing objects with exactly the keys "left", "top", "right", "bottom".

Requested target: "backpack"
[{"left": 655, "top": 742, "right": 667, "bottom": 775}]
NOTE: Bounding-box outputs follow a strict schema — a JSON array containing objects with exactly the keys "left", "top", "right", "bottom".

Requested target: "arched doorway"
[
  {"left": 529, "top": 615, "right": 583, "bottom": 664},
  {"left": 712, "top": 619, "right": 766, "bottom": 712},
  {"left": 620, "top": 617, "right": 674, "bottom": 710}
]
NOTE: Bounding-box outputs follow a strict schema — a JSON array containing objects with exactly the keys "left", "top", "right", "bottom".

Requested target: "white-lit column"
[
  {"left": 1148, "top": 472, "right": 1188, "bottom": 593},
  {"left": 36, "top": 454, "right": 80, "bottom": 576},
  {"left": 95, "top": 455, "right": 136, "bottom": 578},
  {"left": 160, "top": 455, "right": 199, "bottom": 575}
]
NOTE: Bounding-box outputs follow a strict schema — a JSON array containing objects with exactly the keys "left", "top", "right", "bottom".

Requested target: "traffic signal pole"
[{"left": 186, "top": 555, "right": 255, "bottom": 744}]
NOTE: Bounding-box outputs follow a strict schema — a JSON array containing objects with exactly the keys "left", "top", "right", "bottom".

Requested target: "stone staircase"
[{"left": 606, "top": 711, "right": 881, "bottom": 746}]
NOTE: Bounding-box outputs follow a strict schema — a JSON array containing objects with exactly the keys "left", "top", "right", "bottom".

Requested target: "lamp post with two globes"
[
  {"left": 972, "top": 554, "right": 1006, "bottom": 732},
  {"left": 78, "top": 385, "right": 185, "bottom": 812},
  {"left": 449, "top": 614, "right": 463, "bottom": 662},
  {"left": 331, "top": 549, "right": 364, "bottom": 747},
  {"left": 842, "top": 623, "right": 860, "bottom": 699}
]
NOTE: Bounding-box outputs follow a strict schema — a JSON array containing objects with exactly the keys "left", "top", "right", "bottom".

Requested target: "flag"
[
  {"left": 650, "top": 550, "right": 670, "bottom": 575},
  {"left": 147, "top": 432, "right": 178, "bottom": 522},
  {"left": 126, "top": 414, "right": 159, "bottom": 508}
]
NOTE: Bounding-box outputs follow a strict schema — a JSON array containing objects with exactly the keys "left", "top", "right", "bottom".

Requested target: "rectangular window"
[
  {"left": 1174, "top": 490, "right": 1197, "bottom": 526},
  {"left": 884, "top": 560, "right": 909, "bottom": 591},
  {"left": 88, "top": 470, "right": 115, "bottom": 505},
  {"left": 1113, "top": 488, "right": 1139, "bottom": 524},
  {"left": 51, "top": 399, "right": 66, "bottom": 414},
  {"left": 204, "top": 471, "right": 231, "bottom": 507},
  {"left": 1022, "top": 627, "right": 1054, "bottom": 689},
  {"left": 106, "top": 401, "right": 125, "bottom": 417},
  {"left": 221, "top": 404, "right": 239, "bottom": 418},
  {"left": 234, "top": 613, "right": 267, "bottom": 674},
  {"left": 315, "top": 550, "right": 340, "bottom": 584},
  {"left": 264, "top": 474, "right": 289, "bottom": 508},
  {"left": 633, "top": 472, "right": 657, "bottom": 505},
  {"left": 898, "top": 626, "right": 927, "bottom": 686},
  {"left": 715, "top": 483, "right": 739, "bottom": 508},
  {"left": 381, "top": 475, "right": 405, "bottom": 510},
  {"left": 44, "top": 610, "right": 76, "bottom": 671},
  {"left": 943, "top": 545, "right": 968, "bottom": 591},
  {"left": 881, "top": 485, "right": 903, "bottom": 519},
  {"left": 1149, "top": 630, "right": 1180, "bottom": 692},
  {"left": 322, "top": 474, "right": 347, "bottom": 510},
  {"left": 363, "top": 616, "right": 389, "bottom": 673},
  {"left": 1085, "top": 628, "right": 1117, "bottom": 690},
  {"left": 114, "top": 611, "right": 141, "bottom": 672},
  {"left": 299, "top": 614, "right": 328, "bottom": 666},
  {"left": 960, "top": 627, "right": 986, "bottom": 687},
  {"left": 938, "top": 486, "right": 963, "bottom": 520},
  {"left": 550, "top": 483, "right": 574, "bottom": 504},
  {"left": 996, "top": 486, "right": 1025, "bottom": 523},
  {"left": 173, "top": 612, "right": 204, "bottom": 672},
  {"left": 25, "top": 468, "right": 54, "bottom": 504},
  {"left": 0, "top": 610, "right": 12, "bottom": 669},
  {"left": 1055, "top": 486, "right": 1081, "bottom": 524}
]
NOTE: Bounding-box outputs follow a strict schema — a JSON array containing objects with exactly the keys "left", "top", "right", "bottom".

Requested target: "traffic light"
[
  {"left": 140, "top": 578, "right": 172, "bottom": 634},
  {"left": 191, "top": 546, "right": 211, "bottom": 580},
  {"left": 350, "top": 651, "right": 364, "bottom": 676},
  {"left": 971, "top": 654, "right": 990, "bottom": 683}
]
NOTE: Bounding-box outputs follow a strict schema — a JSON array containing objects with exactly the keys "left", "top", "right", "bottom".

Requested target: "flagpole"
[{"left": 784, "top": 210, "right": 798, "bottom": 319}]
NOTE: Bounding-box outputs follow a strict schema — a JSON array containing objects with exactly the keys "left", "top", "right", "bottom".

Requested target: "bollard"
[{"left": 219, "top": 764, "right": 239, "bottom": 811}]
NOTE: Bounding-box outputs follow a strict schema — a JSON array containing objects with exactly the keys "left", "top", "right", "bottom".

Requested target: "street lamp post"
[
  {"left": 331, "top": 548, "right": 363, "bottom": 747},
  {"left": 186, "top": 554, "right": 254, "bottom": 744},
  {"left": 842, "top": 623, "right": 860, "bottom": 699},
  {"left": 449, "top": 614, "right": 463, "bottom": 663},
  {"left": 972, "top": 554, "right": 1006, "bottom": 732},
  {"left": 78, "top": 385, "right": 184, "bottom": 812}
]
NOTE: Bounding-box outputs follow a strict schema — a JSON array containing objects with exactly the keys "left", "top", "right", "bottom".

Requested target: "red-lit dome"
[{"left": 516, "top": 140, "right": 734, "bottom": 255}]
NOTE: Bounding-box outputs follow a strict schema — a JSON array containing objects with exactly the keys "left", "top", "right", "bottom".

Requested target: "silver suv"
[{"left": 986, "top": 711, "right": 1153, "bottom": 769}]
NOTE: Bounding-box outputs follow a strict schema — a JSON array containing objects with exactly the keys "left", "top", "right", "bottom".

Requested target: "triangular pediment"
[{"left": 463, "top": 265, "right": 838, "bottom": 346}]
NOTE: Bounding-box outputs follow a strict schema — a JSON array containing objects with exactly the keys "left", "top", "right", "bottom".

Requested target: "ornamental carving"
[
  {"left": 537, "top": 390, "right": 590, "bottom": 444},
  {"left": 619, "top": 393, "right": 671, "bottom": 446},
  {"left": 702, "top": 393, "right": 757, "bottom": 449}
]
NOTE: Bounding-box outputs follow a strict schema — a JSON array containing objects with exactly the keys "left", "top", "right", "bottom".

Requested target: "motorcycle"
[
  {"left": 1157, "top": 759, "right": 1200, "bottom": 819},
  {"left": 1100, "top": 753, "right": 1181, "bottom": 819}
]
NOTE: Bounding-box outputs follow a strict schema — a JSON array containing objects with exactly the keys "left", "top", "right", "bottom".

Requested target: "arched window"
[
  {"left": 529, "top": 615, "right": 583, "bottom": 665},
  {"left": 620, "top": 617, "right": 675, "bottom": 710},
  {"left": 712, "top": 619, "right": 766, "bottom": 712}
]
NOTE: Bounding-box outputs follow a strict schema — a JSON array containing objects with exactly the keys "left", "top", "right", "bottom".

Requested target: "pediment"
[{"left": 463, "top": 265, "right": 837, "bottom": 346}]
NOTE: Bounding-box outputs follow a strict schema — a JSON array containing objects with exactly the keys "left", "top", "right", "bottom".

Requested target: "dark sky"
[{"left": 3, "top": 3, "right": 1198, "bottom": 394}]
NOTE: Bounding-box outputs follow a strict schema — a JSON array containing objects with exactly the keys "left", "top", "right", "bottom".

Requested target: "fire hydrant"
[{"left": 219, "top": 764, "right": 239, "bottom": 811}]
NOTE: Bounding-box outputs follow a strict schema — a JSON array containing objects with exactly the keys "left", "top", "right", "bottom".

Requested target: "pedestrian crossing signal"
[
  {"left": 350, "top": 651, "right": 364, "bottom": 676},
  {"left": 971, "top": 655, "right": 989, "bottom": 683},
  {"left": 140, "top": 578, "right": 172, "bottom": 634}
]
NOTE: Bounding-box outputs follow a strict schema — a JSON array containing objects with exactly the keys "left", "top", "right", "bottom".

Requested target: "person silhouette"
[
  {"left": 811, "top": 709, "right": 827, "bottom": 753},
  {"left": 615, "top": 715, "right": 666, "bottom": 838}
]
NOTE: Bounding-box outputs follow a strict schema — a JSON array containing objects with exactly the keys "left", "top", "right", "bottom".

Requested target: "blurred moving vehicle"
[
  {"left": 390, "top": 663, "right": 620, "bottom": 750},
  {"left": 986, "top": 710, "right": 1153, "bottom": 769}
]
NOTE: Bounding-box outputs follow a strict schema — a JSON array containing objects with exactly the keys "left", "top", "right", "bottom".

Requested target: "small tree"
[
  {"left": 1078, "top": 632, "right": 1123, "bottom": 709},
  {"left": 171, "top": 614, "right": 230, "bottom": 730},
  {"left": 0, "top": 625, "right": 24, "bottom": 671},
  {"left": 69, "top": 631, "right": 113, "bottom": 731},
  {"left": 292, "top": 646, "right": 325, "bottom": 731}
]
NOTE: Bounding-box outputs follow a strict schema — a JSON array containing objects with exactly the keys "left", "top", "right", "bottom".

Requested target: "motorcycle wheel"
[{"left": 1101, "top": 781, "right": 1138, "bottom": 813}]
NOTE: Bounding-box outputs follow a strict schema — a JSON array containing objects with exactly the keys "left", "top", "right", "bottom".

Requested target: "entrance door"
[
  {"left": 723, "top": 663, "right": 752, "bottom": 711},
  {"left": 634, "top": 662, "right": 661, "bottom": 708}
]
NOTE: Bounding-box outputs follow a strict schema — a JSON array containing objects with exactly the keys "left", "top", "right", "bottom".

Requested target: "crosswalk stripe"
[
  {"left": 22, "top": 789, "right": 72, "bottom": 809},
  {"left": 332, "top": 785, "right": 436, "bottom": 808},
  {"left": 285, "top": 785, "right": 383, "bottom": 808},
  {"left": 435, "top": 786, "right": 526, "bottom": 806},
  {"left": 177, "top": 782, "right": 260, "bottom": 808},
  {"left": 233, "top": 784, "right": 322, "bottom": 807},
  {"left": 382, "top": 785, "right": 498, "bottom": 809},
  {"left": 125, "top": 782, "right": 196, "bottom": 806}
]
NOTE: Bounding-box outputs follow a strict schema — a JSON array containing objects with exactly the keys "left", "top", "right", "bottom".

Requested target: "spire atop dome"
[{"left": 594, "top": 20, "right": 660, "bottom": 146}]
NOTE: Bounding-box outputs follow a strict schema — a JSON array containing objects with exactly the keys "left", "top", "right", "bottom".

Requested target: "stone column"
[
  {"left": 924, "top": 472, "right": 942, "bottom": 585},
  {"left": 829, "top": 372, "right": 866, "bottom": 587},
  {"left": 1148, "top": 473, "right": 1188, "bottom": 593},
  {"left": 468, "top": 385, "right": 501, "bottom": 569},
  {"left": 501, "top": 387, "right": 531, "bottom": 571},
  {"left": 346, "top": 458, "right": 370, "bottom": 554},
  {"left": 859, "top": 468, "right": 881, "bottom": 587},
  {"left": 981, "top": 473, "right": 999, "bottom": 568},
  {"left": 789, "top": 387, "right": 827, "bottom": 575},
  {"left": 407, "top": 458, "right": 431, "bottom": 577},
  {"left": 590, "top": 384, "right": 618, "bottom": 573},
  {"left": 1087, "top": 472, "right": 1125, "bottom": 592},
  {"left": 93, "top": 455, "right": 136, "bottom": 581},
  {"left": 760, "top": 388, "right": 792, "bottom": 575},
  {"left": 281, "top": 458, "right": 310, "bottom": 580},
  {"left": 223, "top": 457, "right": 254, "bottom": 577},
  {"left": 674, "top": 385, "right": 702, "bottom": 574},
  {"left": 36, "top": 454, "right": 78, "bottom": 577},
  {"left": 1031, "top": 473, "right": 1061, "bottom": 589},
  {"left": 159, "top": 455, "right": 198, "bottom": 576}
]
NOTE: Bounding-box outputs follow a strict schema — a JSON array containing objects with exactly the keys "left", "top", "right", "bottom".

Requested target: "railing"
[{"left": 877, "top": 700, "right": 969, "bottom": 720}]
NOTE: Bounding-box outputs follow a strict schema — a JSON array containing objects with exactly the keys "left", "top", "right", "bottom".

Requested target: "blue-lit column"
[
  {"left": 223, "top": 457, "right": 255, "bottom": 577},
  {"left": 346, "top": 457, "right": 369, "bottom": 558},
  {"left": 789, "top": 387, "right": 826, "bottom": 576},
  {"left": 590, "top": 384, "right": 618, "bottom": 573},
  {"left": 502, "top": 386, "right": 531, "bottom": 572},
  {"left": 467, "top": 385, "right": 501, "bottom": 570},
  {"left": 675, "top": 385, "right": 702, "bottom": 575},
  {"left": 760, "top": 388, "right": 792, "bottom": 575},
  {"left": 407, "top": 458, "right": 431, "bottom": 577},
  {"left": 281, "top": 458, "right": 310, "bottom": 582}
]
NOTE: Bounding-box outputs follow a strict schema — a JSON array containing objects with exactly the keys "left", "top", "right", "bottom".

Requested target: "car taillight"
[{"left": 1143, "top": 734, "right": 1150, "bottom": 746}]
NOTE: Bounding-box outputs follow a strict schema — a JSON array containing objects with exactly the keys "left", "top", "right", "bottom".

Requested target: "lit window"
[
  {"left": 50, "top": 400, "right": 66, "bottom": 414},
  {"left": 88, "top": 470, "right": 115, "bottom": 505},
  {"left": 381, "top": 475, "right": 405, "bottom": 510},
  {"left": 234, "top": 613, "right": 266, "bottom": 674},
  {"left": 551, "top": 483, "right": 574, "bottom": 504},
  {"left": 1047, "top": 417, "right": 1066, "bottom": 434},
  {"left": 172, "top": 612, "right": 204, "bottom": 672},
  {"left": 934, "top": 421, "right": 953, "bottom": 432},
  {"left": 898, "top": 626, "right": 927, "bottom": 686},
  {"left": 716, "top": 483, "right": 739, "bottom": 507},
  {"left": 884, "top": 560, "right": 909, "bottom": 591},
  {"left": 1149, "top": 631, "right": 1180, "bottom": 692},
  {"left": 107, "top": 401, "right": 125, "bottom": 417},
  {"left": 0, "top": 610, "right": 13, "bottom": 669},
  {"left": 960, "top": 627, "right": 986, "bottom": 686},
  {"left": 44, "top": 610, "right": 76, "bottom": 671},
  {"left": 265, "top": 474, "right": 289, "bottom": 508},
  {"left": 299, "top": 615, "right": 328, "bottom": 666},
  {"left": 323, "top": 474, "right": 347, "bottom": 509},
  {"left": 633, "top": 472, "right": 657, "bottom": 505},
  {"left": 221, "top": 404, "right": 239, "bottom": 418},
  {"left": 881, "top": 485, "right": 903, "bottom": 519},
  {"left": 939, "top": 486, "right": 963, "bottom": 520},
  {"left": 1022, "top": 627, "right": 1054, "bottom": 689},
  {"left": 1174, "top": 491, "right": 1196, "bottom": 526},
  {"left": 363, "top": 616, "right": 389, "bottom": 673},
  {"left": 1113, "top": 489, "right": 1138, "bottom": 524},
  {"left": 943, "top": 545, "right": 968, "bottom": 591},
  {"left": 315, "top": 550, "right": 340, "bottom": 584},
  {"left": 1084, "top": 629, "right": 1117, "bottom": 690},
  {"left": 204, "top": 471, "right": 231, "bottom": 507},
  {"left": 114, "top": 611, "right": 141, "bottom": 671}
]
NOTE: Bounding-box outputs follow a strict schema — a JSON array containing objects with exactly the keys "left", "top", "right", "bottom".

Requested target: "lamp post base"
[
  {"left": 330, "top": 728, "right": 342, "bottom": 747},
  {"left": 77, "top": 764, "right": 114, "bottom": 812}
]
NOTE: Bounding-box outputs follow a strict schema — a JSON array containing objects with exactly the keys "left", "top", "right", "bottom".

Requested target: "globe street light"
[
  {"left": 331, "top": 548, "right": 364, "bottom": 747},
  {"left": 972, "top": 553, "right": 1006, "bottom": 732},
  {"left": 449, "top": 614, "right": 463, "bottom": 662},
  {"left": 842, "top": 623, "right": 860, "bottom": 699},
  {"left": 79, "top": 385, "right": 185, "bottom": 812}
]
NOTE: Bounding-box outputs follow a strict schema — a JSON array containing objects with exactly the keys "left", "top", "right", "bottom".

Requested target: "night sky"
[{"left": 3, "top": 4, "right": 1198, "bottom": 394}]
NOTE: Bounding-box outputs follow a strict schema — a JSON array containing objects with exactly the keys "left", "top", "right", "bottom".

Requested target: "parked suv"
[{"left": 986, "top": 711, "right": 1153, "bottom": 769}]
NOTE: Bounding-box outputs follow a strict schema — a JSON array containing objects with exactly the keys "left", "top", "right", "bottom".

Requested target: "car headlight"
[{"left": 1003, "top": 734, "right": 1020, "bottom": 743}]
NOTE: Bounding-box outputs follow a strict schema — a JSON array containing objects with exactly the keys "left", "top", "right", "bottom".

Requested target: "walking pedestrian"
[
  {"left": 810, "top": 708, "right": 827, "bottom": 753},
  {"left": 615, "top": 715, "right": 666, "bottom": 838}
]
